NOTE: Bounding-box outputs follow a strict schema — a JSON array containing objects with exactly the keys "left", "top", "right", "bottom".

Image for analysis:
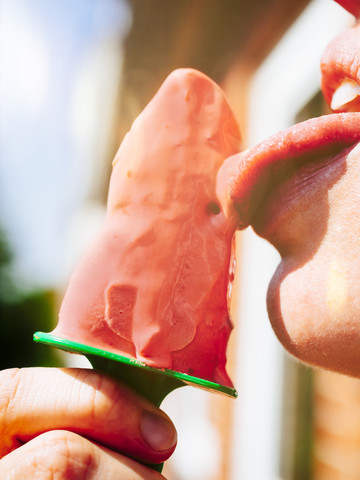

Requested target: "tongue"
[{"left": 217, "top": 112, "right": 360, "bottom": 228}]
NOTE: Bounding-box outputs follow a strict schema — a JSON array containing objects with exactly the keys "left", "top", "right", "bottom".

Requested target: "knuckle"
[
  {"left": 69, "top": 370, "right": 107, "bottom": 424},
  {"left": 29, "top": 430, "right": 96, "bottom": 480},
  {"left": 70, "top": 369, "right": 146, "bottom": 427},
  {"left": 75, "top": 370, "right": 130, "bottom": 422}
]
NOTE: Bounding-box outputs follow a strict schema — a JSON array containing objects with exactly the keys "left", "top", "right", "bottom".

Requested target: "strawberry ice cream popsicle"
[{"left": 48, "top": 68, "right": 241, "bottom": 389}]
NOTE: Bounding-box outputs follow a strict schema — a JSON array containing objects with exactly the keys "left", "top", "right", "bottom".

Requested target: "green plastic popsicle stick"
[{"left": 33, "top": 331, "right": 237, "bottom": 472}]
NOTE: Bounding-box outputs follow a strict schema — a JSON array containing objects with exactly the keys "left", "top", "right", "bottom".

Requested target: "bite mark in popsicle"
[{"left": 53, "top": 69, "right": 241, "bottom": 388}]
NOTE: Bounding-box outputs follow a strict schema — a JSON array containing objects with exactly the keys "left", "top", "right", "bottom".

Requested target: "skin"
[
  {"left": 261, "top": 7, "right": 360, "bottom": 376},
  {"left": 0, "top": 368, "right": 177, "bottom": 479},
  {"left": 2, "top": 1, "right": 360, "bottom": 478},
  {"left": 264, "top": 141, "right": 360, "bottom": 376},
  {"left": 226, "top": 0, "right": 360, "bottom": 377}
]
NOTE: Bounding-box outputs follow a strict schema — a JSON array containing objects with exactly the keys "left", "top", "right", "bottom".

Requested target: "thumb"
[{"left": 0, "top": 367, "right": 177, "bottom": 465}]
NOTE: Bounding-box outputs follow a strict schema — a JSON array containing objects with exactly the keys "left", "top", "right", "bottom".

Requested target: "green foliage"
[
  {"left": 0, "top": 290, "right": 61, "bottom": 369},
  {"left": 0, "top": 228, "right": 61, "bottom": 369}
]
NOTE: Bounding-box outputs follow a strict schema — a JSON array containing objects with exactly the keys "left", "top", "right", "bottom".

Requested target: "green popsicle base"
[{"left": 33, "top": 331, "right": 237, "bottom": 472}]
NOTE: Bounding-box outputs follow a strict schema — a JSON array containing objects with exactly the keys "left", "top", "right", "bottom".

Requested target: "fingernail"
[{"left": 141, "top": 411, "right": 177, "bottom": 451}]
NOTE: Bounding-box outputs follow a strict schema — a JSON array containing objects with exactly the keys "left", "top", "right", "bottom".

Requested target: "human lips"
[
  {"left": 225, "top": 113, "right": 360, "bottom": 232},
  {"left": 321, "top": 22, "right": 360, "bottom": 111},
  {"left": 334, "top": 0, "right": 360, "bottom": 19},
  {"left": 219, "top": 19, "right": 360, "bottom": 236},
  {"left": 216, "top": 1, "right": 360, "bottom": 378}
]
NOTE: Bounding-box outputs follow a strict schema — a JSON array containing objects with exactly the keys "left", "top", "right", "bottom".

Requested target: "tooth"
[{"left": 331, "top": 79, "right": 360, "bottom": 111}]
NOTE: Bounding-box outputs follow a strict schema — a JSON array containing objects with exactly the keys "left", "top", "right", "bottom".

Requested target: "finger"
[
  {"left": 0, "top": 368, "right": 177, "bottom": 464},
  {"left": 0, "top": 429, "right": 165, "bottom": 480}
]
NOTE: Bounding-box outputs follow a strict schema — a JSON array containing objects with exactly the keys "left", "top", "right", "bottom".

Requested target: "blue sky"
[{"left": 0, "top": 0, "right": 131, "bottom": 289}]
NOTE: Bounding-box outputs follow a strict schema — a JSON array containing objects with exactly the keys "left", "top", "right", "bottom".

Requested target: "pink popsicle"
[{"left": 53, "top": 69, "right": 241, "bottom": 388}]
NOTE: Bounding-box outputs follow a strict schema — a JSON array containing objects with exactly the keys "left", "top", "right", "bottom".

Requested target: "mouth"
[
  {"left": 221, "top": 21, "right": 360, "bottom": 238},
  {"left": 217, "top": 7, "right": 360, "bottom": 377},
  {"left": 227, "top": 112, "right": 360, "bottom": 233},
  {"left": 321, "top": 21, "right": 360, "bottom": 111}
]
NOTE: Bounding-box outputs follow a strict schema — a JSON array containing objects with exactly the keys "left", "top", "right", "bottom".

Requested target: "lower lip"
[
  {"left": 230, "top": 113, "right": 360, "bottom": 229},
  {"left": 251, "top": 143, "right": 357, "bottom": 239}
]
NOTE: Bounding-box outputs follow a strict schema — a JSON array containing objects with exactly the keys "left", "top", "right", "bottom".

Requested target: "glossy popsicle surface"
[{"left": 53, "top": 69, "right": 241, "bottom": 388}]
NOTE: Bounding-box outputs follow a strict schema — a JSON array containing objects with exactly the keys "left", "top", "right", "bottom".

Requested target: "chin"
[
  {"left": 247, "top": 143, "right": 360, "bottom": 378},
  {"left": 266, "top": 248, "right": 360, "bottom": 378}
]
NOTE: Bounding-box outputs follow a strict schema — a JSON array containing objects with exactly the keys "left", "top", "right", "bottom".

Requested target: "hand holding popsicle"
[
  {"left": 31, "top": 68, "right": 239, "bottom": 476},
  {"left": 0, "top": 368, "right": 176, "bottom": 479}
]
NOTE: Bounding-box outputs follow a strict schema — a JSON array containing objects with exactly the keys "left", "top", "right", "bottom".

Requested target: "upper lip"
[{"left": 321, "top": 23, "right": 360, "bottom": 108}]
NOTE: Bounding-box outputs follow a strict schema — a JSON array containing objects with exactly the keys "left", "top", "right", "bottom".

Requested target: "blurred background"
[{"left": 1, "top": 0, "right": 359, "bottom": 478}]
